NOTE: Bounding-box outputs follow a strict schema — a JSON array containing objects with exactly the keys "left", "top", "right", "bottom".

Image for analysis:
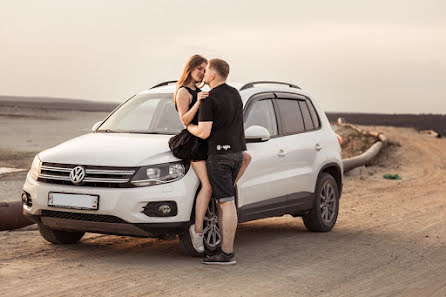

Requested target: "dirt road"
[{"left": 1, "top": 125, "right": 445, "bottom": 297}]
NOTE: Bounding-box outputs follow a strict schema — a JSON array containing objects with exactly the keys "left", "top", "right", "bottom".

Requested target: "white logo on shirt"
[{"left": 217, "top": 145, "right": 231, "bottom": 151}]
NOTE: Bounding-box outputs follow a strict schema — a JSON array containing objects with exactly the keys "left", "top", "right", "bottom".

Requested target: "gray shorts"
[{"left": 206, "top": 152, "right": 243, "bottom": 203}]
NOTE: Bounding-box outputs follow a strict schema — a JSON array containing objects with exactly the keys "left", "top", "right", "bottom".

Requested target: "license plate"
[{"left": 48, "top": 192, "right": 99, "bottom": 210}]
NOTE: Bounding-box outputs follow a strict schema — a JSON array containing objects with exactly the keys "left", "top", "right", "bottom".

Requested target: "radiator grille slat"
[{"left": 38, "top": 162, "right": 137, "bottom": 188}]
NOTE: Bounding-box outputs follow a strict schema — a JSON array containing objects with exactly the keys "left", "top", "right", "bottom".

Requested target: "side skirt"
[{"left": 237, "top": 192, "right": 314, "bottom": 223}]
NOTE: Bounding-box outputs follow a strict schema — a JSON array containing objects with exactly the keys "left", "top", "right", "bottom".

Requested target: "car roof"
[{"left": 137, "top": 82, "right": 313, "bottom": 106}]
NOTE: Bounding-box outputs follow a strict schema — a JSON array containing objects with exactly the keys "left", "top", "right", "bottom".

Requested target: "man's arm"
[
  {"left": 187, "top": 121, "right": 213, "bottom": 139},
  {"left": 193, "top": 95, "right": 213, "bottom": 139}
]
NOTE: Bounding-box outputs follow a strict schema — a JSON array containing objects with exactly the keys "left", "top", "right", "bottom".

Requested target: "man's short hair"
[{"left": 209, "top": 58, "right": 230, "bottom": 79}]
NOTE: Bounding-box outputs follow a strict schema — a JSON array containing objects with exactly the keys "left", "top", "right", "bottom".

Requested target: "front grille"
[
  {"left": 38, "top": 162, "right": 138, "bottom": 188},
  {"left": 41, "top": 210, "right": 126, "bottom": 223}
]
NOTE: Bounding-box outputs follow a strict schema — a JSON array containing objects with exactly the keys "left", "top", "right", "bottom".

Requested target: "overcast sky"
[{"left": 1, "top": 0, "right": 445, "bottom": 113}]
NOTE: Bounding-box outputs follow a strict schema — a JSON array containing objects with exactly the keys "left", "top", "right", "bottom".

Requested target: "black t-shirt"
[{"left": 198, "top": 83, "right": 247, "bottom": 155}]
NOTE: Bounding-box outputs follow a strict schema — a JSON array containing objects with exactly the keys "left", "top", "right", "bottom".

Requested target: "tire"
[
  {"left": 179, "top": 230, "right": 203, "bottom": 257},
  {"left": 180, "top": 198, "right": 221, "bottom": 257},
  {"left": 37, "top": 223, "right": 85, "bottom": 244},
  {"left": 303, "top": 172, "right": 340, "bottom": 232}
]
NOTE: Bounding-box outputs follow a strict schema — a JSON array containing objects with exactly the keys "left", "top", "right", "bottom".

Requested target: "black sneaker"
[{"left": 202, "top": 251, "right": 236, "bottom": 265}]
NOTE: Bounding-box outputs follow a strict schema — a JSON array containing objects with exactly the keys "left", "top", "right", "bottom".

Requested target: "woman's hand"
[{"left": 197, "top": 92, "right": 209, "bottom": 102}]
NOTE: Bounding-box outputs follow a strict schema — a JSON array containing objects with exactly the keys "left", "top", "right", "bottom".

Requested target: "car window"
[
  {"left": 306, "top": 99, "right": 320, "bottom": 128},
  {"left": 276, "top": 99, "right": 305, "bottom": 134},
  {"left": 299, "top": 100, "right": 314, "bottom": 130},
  {"left": 244, "top": 99, "right": 278, "bottom": 136},
  {"left": 98, "top": 93, "right": 183, "bottom": 134}
]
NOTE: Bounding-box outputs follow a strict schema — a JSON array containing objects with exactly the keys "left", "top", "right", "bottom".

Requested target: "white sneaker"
[{"left": 189, "top": 224, "right": 204, "bottom": 253}]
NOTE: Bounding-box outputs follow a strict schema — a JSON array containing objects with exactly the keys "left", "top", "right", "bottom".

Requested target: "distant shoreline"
[
  {"left": 326, "top": 113, "right": 446, "bottom": 137},
  {"left": 1, "top": 95, "right": 445, "bottom": 136},
  {"left": 0, "top": 95, "right": 119, "bottom": 112}
]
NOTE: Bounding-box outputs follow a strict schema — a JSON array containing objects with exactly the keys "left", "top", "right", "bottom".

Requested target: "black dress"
[{"left": 168, "top": 86, "right": 208, "bottom": 161}]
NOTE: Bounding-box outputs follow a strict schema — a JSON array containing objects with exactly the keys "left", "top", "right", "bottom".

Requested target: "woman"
[{"left": 169, "top": 54, "right": 211, "bottom": 252}]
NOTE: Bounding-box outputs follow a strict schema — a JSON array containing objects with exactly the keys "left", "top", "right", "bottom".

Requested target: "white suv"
[{"left": 22, "top": 81, "right": 343, "bottom": 256}]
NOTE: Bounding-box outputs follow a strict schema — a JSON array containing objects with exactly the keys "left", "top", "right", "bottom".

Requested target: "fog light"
[
  {"left": 142, "top": 201, "right": 178, "bottom": 217},
  {"left": 158, "top": 204, "right": 172, "bottom": 215},
  {"left": 21, "top": 191, "right": 32, "bottom": 207}
]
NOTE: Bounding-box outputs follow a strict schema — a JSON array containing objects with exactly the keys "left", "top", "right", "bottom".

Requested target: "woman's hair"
[{"left": 174, "top": 54, "right": 207, "bottom": 104}]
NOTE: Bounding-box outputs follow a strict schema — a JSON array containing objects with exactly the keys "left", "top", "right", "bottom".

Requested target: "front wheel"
[
  {"left": 303, "top": 173, "right": 340, "bottom": 232},
  {"left": 38, "top": 223, "right": 85, "bottom": 244},
  {"left": 180, "top": 198, "right": 221, "bottom": 257}
]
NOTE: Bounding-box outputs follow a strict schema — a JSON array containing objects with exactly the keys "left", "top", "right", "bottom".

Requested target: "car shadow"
[{"left": 41, "top": 215, "right": 433, "bottom": 267}]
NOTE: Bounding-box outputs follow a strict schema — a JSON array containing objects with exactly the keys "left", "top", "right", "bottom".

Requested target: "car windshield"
[{"left": 97, "top": 93, "right": 183, "bottom": 135}]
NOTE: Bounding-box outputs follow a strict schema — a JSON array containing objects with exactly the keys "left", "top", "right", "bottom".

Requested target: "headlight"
[
  {"left": 131, "top": 161, "right": 189, "bottom": 187},
  {"left": 30, "top": 155, "right": 42, "bottom": 180}
]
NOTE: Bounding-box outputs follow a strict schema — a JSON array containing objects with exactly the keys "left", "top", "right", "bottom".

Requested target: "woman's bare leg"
[
  {"left": 234, "top": 152, "right": 251, "bottom": 186},
  {"left": 191, "top": 161, "right": 212, "bottom": 234}
]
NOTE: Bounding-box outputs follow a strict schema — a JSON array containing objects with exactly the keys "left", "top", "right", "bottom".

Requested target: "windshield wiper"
[
  {"left": 146, "top": 131, "right": 170, "bottom": 134},
  {"left": 97, "top": 130, "right": 173, "bottom": 135},
  {"left": 127, "top": 131, "right": 170, "bottom": 135},
  {"left": 97, "top": 129, "right": 122, "bottom": 133}
]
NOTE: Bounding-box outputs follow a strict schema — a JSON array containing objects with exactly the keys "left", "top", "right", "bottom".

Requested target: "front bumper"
[
  {"left": 22, "top": 168, "right": 198, "bottom": 231},
  {"left": 24, "top": 211, "right": 188, "bottom": 237}
]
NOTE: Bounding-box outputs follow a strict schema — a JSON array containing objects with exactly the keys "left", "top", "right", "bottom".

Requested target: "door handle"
[
  {"left": 314, "top": 144, "right": 322, "bottom": 152},
  {"left": 278, "top": 149, "right": 287, "bottom": 157}
]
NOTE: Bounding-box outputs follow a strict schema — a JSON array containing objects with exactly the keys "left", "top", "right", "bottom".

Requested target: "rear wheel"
[
  {"left": 180, "top": 198, "right": 221, "bottom": 257},
  {"left": 303, "top": 173, "right": 339, "bottom": 232},
  {"left": 38, "top": 223, "right": 85, "bottom": 244}
]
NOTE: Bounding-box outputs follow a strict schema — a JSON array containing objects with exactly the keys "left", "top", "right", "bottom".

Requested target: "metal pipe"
[
  {"left": 0, "top": 201, "right": 34, "bottom": 231},
  {"left": 343, "top": 141, "right": 384, "bottom": 173},
  {"left": 338, "top": 119, "right": 388, "bottom": 173}
]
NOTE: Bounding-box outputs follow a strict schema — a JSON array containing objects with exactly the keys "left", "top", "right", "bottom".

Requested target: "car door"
[
  {"left": 237, "top": 93, "right": 284, "bottom": 209},
  {"left": 274, "top": 93, "right": 320, "bottom": 195}
]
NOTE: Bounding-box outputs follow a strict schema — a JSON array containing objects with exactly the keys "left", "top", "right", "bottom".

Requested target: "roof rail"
[
  {"left": 240, "top": 81, "right": 300, "bottom": 91},
  {"left": 150, "top": 80, "right": 178, "bottom": 89}
]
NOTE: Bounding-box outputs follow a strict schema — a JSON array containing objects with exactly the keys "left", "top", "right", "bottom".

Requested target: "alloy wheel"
[
  {"left": 320, "top": 182, "right": 337, "bottom": 225},
  {"left": 203, "top": 198, "right": 221, "bottom": 250}
]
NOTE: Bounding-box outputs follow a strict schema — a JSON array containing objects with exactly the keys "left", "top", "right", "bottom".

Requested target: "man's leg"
[
  {"left": 202, "top": 154, "right": 241, "bottom": 264},
  {"left": 218, "top": 200, "right": 238, "bottom": 254},
  {"left": 217, "top": 203, "right": 223, "bottom": 243},
  {"left": 234, "top": 152, "right": 251, "bottom": 186},
  {"left": 221, "top": 152, "right": 243, "bottom": 253}
]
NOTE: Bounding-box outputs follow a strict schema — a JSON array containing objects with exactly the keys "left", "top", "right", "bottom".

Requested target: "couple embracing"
[{"left": 169, "top": 55, "right": 251, "bottom": 265}]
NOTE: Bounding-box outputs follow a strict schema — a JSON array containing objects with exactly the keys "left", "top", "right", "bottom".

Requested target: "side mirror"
[
  {"left": 91, "top": 121, "right": 103, "bottom": 132},
  {"left": 245, "top": 125, "right": 271, "bottom": 142}
]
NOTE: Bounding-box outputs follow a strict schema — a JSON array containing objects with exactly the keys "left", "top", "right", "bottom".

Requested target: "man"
[{"left": 187, "top": 58, "right": 246, "bottom": 265}]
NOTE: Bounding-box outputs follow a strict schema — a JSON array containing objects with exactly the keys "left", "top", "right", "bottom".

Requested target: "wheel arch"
[
  {"left": 188, "top": 182, "right": 202, "bottom": 221},
  {"left": 317, "top": 163, "right": 343, "bottom": 197}
]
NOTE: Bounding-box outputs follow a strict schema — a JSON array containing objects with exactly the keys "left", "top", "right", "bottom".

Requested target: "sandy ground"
[{"left": 1, "top": 109, "right": 446, "bottom": 297}]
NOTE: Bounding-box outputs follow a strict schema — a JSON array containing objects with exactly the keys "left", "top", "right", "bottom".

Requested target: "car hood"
[{"left": 38, "top": 132, "right": 179, "bottom": 167}]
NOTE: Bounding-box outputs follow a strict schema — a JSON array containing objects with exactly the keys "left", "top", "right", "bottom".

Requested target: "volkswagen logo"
[{"left": 70, "top": 166, "right": 86, "bottom": 184}]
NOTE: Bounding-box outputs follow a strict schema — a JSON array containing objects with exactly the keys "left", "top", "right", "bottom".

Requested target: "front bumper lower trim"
[{"left": 24, "top": 211, "right": 189, "bottom": 238}]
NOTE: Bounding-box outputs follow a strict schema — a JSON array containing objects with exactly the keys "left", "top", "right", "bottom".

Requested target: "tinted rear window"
[{"left": 276, "top": 99, "right": 305, "bottom": 134}]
